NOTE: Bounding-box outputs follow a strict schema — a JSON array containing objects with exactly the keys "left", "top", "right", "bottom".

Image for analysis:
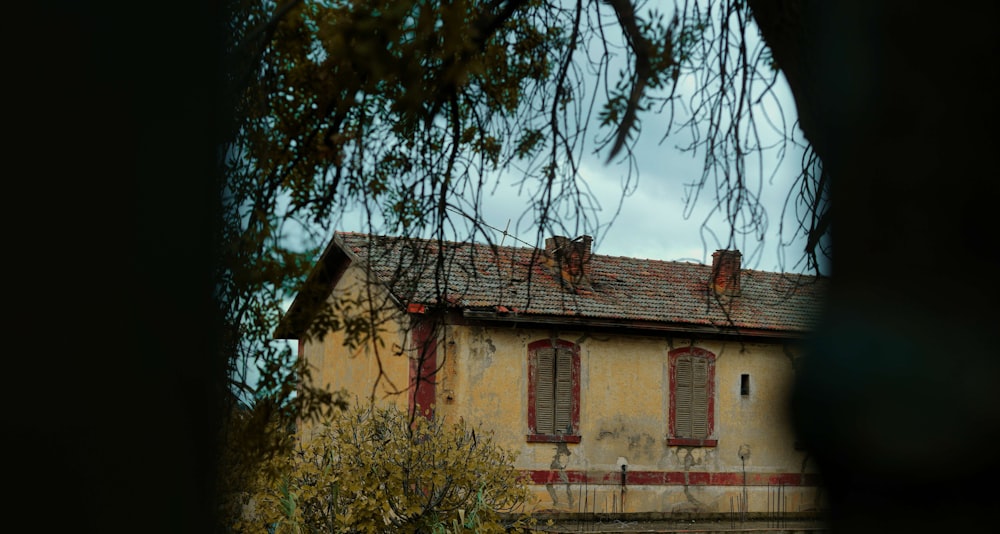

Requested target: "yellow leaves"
[
  {"left": 514, "top": 129, "right": 544, "bottom": 160},
  {"left": 229, "top": 0, "right": 573, "bottom": 263},
  {"left": 460, "top": 126, "right": 478, "bottom": 145},
  {"left": 247, "top": 0, "right": 560, "bottom": 167},
  {"left": 473, "top": 135, "right": 503, "bottom": 167},
  {"left": 236, "top": 403, "right": 528, "bottom": 532}
]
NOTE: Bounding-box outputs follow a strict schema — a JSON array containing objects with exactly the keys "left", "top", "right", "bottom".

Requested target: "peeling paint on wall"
[
  {"left": 466, "top": 328, "right": 497, "bottom": 386},
  {"left": 545, "top": 443, "right": 575, "bottom": 507},
  {"left": 669, "top": 446, "right": 714, "bottom": 469},
  {"left": 595, "top": 424, "right": 659, "bottom": 464},
  {"left": 679, "top": 447, "right": 706, "bottom": 511},
  {"left": 305, "top": 317, "right": 825, "bottom": 515}
]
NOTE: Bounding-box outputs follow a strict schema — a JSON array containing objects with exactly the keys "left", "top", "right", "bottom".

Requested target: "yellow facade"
[
  {"left": 301, "top": 287, "right": 826, "bottom": 515},
  {"left": 285, "top": 234, "right": 827, "bottom": 518},
  {"left": 296, "top": 262, "right": 411, "bottom": 441}
]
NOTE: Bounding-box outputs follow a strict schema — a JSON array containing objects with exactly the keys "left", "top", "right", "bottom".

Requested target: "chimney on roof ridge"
[
  {"left": 545, "top": 235, "right": 593, "bottom": 286},
  {"left": 711, "top": 249, "right": 742, "bottom": 297}
]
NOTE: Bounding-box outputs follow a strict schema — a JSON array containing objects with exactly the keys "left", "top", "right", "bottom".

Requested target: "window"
[
  {"left": 527, "top": 339, "right": 580, "bottom": 443},
  {"left": 668, "top": 347, "right": 717, "bottom": 446}
]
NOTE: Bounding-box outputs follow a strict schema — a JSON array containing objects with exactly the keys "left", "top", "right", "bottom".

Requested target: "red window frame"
[
  {"left": 527, "top": 339, "right": 581, "bottom": 443},
  {"left": 667, "top": 346, "right": 718, "bottom": 447}
]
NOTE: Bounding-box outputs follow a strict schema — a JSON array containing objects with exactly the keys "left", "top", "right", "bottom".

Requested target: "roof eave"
[
  {"left": 274, "top": 235, "right": 355, "bottom": 340},
  {"left": 460, "top": 309, "right": 810, "bottom": 341}
]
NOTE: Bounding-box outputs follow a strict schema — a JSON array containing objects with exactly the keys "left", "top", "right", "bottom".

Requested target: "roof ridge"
[
  {"left": 272, "top": 231, "right": 832, "bottom": 337},
  {"left": 334, "top": 231, "right": 826, "bottom": 280}
]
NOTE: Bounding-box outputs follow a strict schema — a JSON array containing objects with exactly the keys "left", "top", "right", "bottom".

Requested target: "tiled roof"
[{"left": 333, "top": 232, "right": 827, "bottom": 335}]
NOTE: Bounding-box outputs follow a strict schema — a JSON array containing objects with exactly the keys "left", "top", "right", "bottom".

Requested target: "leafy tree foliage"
[
  {"left": 215, "top": 1, "right": 829, "bottom": 528},
  {"left": 230, "top": 403, "right": 531, "bottom": 533},
  {"left": 219, "top": 0, "right": 824, "bottom": 417}
]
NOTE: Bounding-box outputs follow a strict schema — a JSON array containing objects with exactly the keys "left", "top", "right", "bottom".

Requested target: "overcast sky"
[
  {"left": 466, "top": 93, "right": 823, "bottom": 275},
  {"left": 267, "top": 1, "right": 830, "bottom": 397},
  {"left": 332, "top": 1, "right": 830, "bottom": 277}
]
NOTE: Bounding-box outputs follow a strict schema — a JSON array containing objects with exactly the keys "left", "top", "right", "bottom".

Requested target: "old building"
[{"left": 275, "top": 231, "right": 828, "bottom": 517}]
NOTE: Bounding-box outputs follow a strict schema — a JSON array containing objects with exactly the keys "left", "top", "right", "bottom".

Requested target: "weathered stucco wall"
[
  {"left": 298, "top": 263, "right": 411, "bottom": 441},
  {"left": 435, "top": 324, "right": 825, "bottom": 516},
  {"left": 297, "top": 281, "right": 825, "bottom": 516}
]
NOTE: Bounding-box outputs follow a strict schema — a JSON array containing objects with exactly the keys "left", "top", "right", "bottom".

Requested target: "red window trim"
[
  {"left": 666, "top": 437, "right": 719, "bottom": 447},
  {"left": 527, "top": 339, "right": 581, "bottom": 442},
  {"left": 408, "top": 319, "right": 437, "bottom": 420},
  {"left": 668, "top": 346, "right": 717, "bottom": 447}
]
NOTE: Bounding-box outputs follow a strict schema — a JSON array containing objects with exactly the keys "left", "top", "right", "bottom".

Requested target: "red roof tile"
[{"left": 333, "top": 232, "right": 827, "bottom": 335}]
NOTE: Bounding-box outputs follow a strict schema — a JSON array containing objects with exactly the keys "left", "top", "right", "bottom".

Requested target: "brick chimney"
[
  {"left": 711, "top": 249, "right": 742, "bottom": 296},
  {"left": 545, "top": 235, "right": 593, "bottom": 286}
]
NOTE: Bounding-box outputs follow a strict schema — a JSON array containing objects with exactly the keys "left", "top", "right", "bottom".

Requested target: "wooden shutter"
[
  {"left": 535, "top": 347, "right": 555, "bottom": 434},
  {"left": 674, "top": 354, "right": 709, "bottom": 439},
  {"left": 691, "top": 357, "right": 709, "bottom": 438},
  {"left": 554, "top": 347, "right": 573, "bottom": 434},
  {"left": 675, "top": 356, "right": 692, "bottom": 437}
]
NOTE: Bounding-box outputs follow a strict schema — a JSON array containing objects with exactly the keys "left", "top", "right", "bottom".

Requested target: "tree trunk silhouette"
[{"left": 751, "top": 1, "right": 1000, "bottom": 531}]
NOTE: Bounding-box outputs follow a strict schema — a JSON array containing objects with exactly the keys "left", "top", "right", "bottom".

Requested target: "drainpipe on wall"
[{"left": 616, "top": 457, "right": 628, "bottom": 513}]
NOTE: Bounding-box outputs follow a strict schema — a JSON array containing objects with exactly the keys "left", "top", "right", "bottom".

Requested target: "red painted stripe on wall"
[{"left": 521, "top": 470, "right": 819, "bottom": 486}]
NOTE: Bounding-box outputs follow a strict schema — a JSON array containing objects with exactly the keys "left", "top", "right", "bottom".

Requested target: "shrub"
[{"left": 241, "top": 403, "right": 531, "bottom": 533}]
